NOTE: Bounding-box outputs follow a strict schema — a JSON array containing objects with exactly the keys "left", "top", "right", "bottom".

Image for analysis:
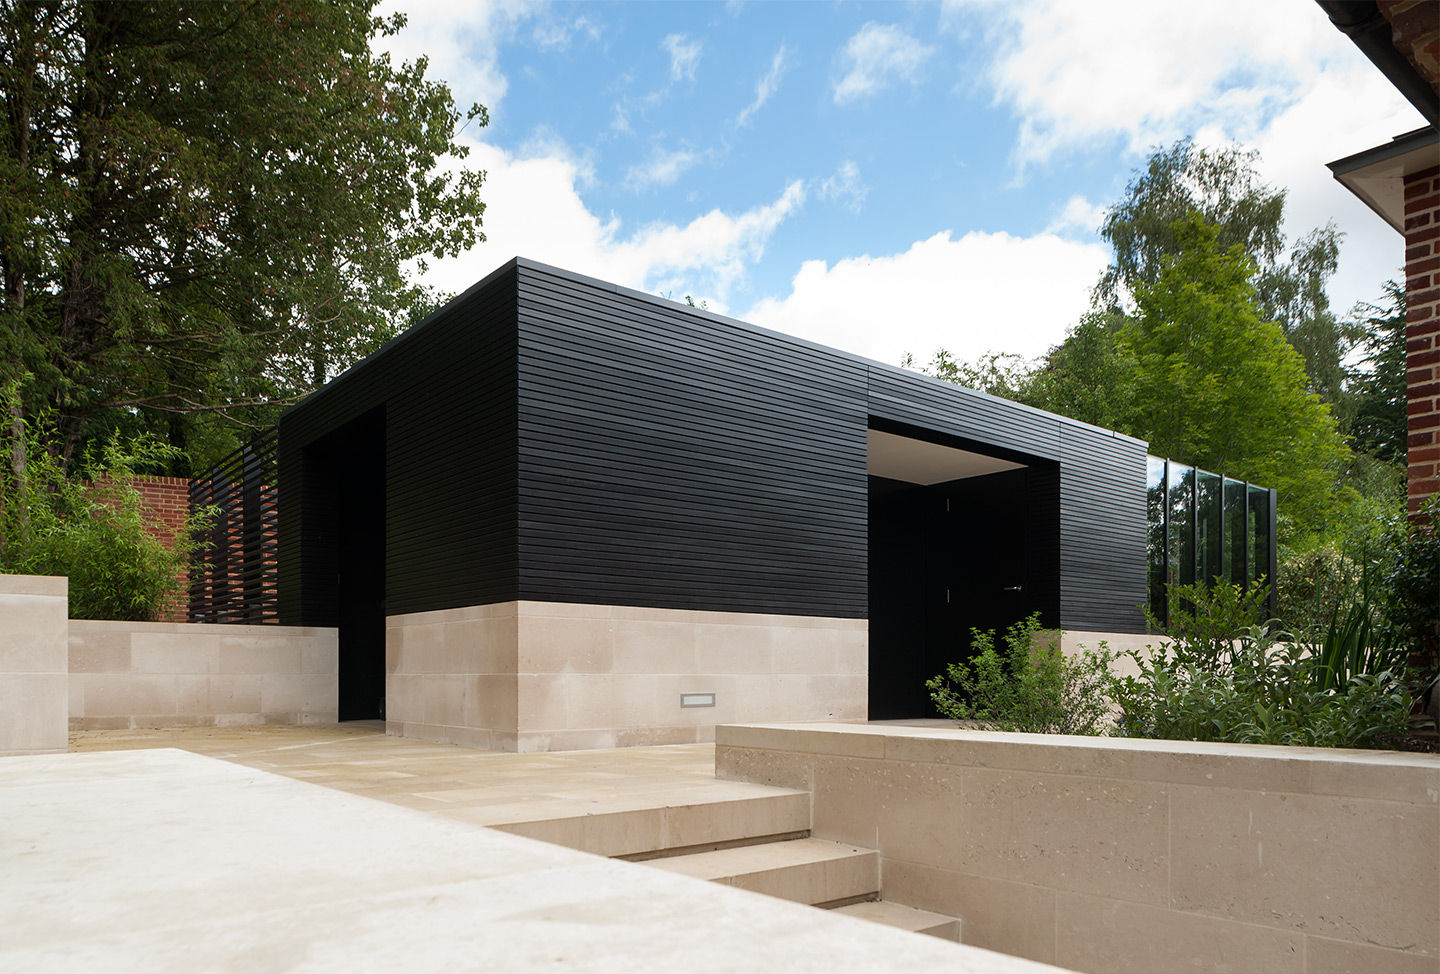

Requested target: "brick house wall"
[
  {"left": 129, "top": 475, "right": 192, "bottom": 622},
  {"left": 1405, "top": 165, "right": 1440, "bottom": 517}
]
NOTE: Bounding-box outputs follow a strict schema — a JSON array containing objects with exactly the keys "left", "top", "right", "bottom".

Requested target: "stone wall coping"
[
  {"left": 716, "top": 722, "right": 1440, "bottom": 804},
  {"left": 386, "top": 599, "right": 869, "bottom": 630},
  {"left": 69, "top": 619, "right": 336, "bottom": 638},
  {"left": 0, "top": 574, "right": 69, "bottom": 597}
]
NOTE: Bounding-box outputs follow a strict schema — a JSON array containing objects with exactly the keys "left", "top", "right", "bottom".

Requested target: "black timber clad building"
[{"left": 278, "top": 258, "right": 1149, "bottom": 720}]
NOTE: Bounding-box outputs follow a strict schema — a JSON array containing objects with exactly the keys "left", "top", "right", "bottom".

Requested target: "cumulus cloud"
[
  {"left": 944, "top": 0, "right": 1343, "bottom": 165},
  {"left": 736, "top": 44, "right": 792, "bottom": 126},
  {"left": 744, "top": 231, "right": 1109, "bottom": 366},
  {"left": 817, "top": 161, "right": 867, "bottom": 212},
  {"left": 662, "top": 33, "right": 703, "bottom": 82},
  {"left": 944, "top": 0, "right": 1425, "bottom": 313},
  {"left": 833, "top": 23, "right": 934, "bottom": 104},
  {"left": 418, "top": 137, "right": 805, "bottom": 308},
  {"left": 373, "top": 0, "right": 534, "bottom": 115}
]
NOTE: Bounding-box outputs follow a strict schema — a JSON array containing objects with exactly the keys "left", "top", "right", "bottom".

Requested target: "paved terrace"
[
  {"left": 67, "top": 722, "right": 800, "bottom": 857},
  {"left": 4, "top": 741, "right": 1059, "bottom": 973}
]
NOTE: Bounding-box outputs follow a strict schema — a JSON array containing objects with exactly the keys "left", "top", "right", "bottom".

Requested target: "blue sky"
[{"left": 379, "top": 0, "right": 1425, "bottom": 367}]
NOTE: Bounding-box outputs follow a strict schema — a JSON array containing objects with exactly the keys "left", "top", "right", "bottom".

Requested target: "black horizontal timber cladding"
[
  {"left": 276, "top": 257, "right": 1150, "bottom": 632},
  {"left": 515, "top": 264, "right": 869, "bottom": 617},
  {"left": 277, "top": 264, "right": 519, "bottom": 625}
]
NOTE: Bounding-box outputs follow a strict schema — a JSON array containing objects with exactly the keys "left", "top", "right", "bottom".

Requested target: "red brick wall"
[
  {"left": 130, "top": 475, "right": 192, "bottom": 622},
  {"left": 1406, "top": 165, "right": 1440, "bottom": 518}
]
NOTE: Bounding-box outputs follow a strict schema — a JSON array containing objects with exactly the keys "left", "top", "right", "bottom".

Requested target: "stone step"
[
  {"left": 485, "top": 788, "right": 812, "bottom": 858},
  {"left": 645, "top": 837, "right": 879, "bottom": 906},
  {"left": 830, "top": 900, "right": 963, "bottom": 941}
]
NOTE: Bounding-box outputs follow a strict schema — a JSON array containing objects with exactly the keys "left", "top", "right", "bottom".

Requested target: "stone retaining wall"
[
  {"left": 68, "top": 619, "right": 338, "bottom": 729},
  {"left": 717, "top": 721, "right": 1439, "bottom": 974}
]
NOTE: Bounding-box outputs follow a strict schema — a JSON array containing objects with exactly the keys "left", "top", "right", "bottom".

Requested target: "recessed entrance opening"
[
  {"left": 867, "top": 424, "right": 1060, "bottom": 719},
  {"left": 303, "top": 408, "right": 387, "bottom": 721}
]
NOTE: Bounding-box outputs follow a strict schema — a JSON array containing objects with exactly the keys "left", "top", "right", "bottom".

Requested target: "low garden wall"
[
  {"left": 716, "top": 721, "right": 1439, "bottom": 974},
  {"left": 0, "top": 575, "right": 69, "bottom": 755},
  {"left": 68, "top": 620, "right": 338, "bottom": 729}
]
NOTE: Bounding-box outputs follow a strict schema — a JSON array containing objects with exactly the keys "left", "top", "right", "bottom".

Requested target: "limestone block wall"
[
  {"left": 0, "top": 575, "right": 69, "bottom": 755},
  {"left": 717, "top": 722, "right": 1440, "bottom": 974},
  {"left": 69, "top": 620, "right": 338, "bottom": 729},
  {"left": 386, "top": 601, "right": 867, "bottom": 753},
  {"left": 385, "top": 602, "right": 520, "bottom": 751}
]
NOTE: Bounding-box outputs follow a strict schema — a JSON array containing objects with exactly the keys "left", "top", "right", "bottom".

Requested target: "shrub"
[
  {"left": 927, "top": 613, "right": 1116, "bottom": 736},
  {"left": 1377, "top": 499, "right": 1439, "bottom": 669},
  {"left": 1, "top": 417, "right": 210, "bottom": 621},
  {"left": 1113, "top": 583, "right": 1414, "bottom": 749}
]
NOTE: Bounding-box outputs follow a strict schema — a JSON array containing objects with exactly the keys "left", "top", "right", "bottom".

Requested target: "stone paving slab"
[
  {"left": 66, "top": 723, "right": 813, "bottom": 857},
  {"left": 1, "top": 747, "right": 1066, "bottom": 972}
]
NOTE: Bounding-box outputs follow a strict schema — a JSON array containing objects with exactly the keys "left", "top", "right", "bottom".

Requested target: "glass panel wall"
[
  {"left": 1196, "top": 470, "right": 1223, "bottom": 586},
  {"left": 1223, "top": 478, "right": 1247, "bottom": 587},
  {"left": 1145, "top": 456, "right": 1276, "bottom": 626},
  {"left": 1248, "top": 485, "right": 1271, "bottom": 589},
  {"left": 1146, "top": 458, "right": 1167, "bottom": 620},
  {"left": 1167, "top": 462, "right": 1195, "bottom": 589}
]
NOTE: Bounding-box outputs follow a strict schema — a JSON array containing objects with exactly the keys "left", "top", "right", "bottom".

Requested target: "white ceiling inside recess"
[{"left": 866, "top": 429, "right": 1025, "bottom": 486}]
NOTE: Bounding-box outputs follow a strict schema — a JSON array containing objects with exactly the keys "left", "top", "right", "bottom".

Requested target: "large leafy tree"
[
  {"left": 1098, "top": 139, "right": 1354, "bottom": 408},
  {"left": 1119, "top": 216, "right": 1349, "bottom": 534},
  {"left": 0, "top": 1, "right": 485, "bottom": 472}
]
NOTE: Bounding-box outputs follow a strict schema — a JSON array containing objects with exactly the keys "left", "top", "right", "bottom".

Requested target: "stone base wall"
[
  {"left": 386, "top": 600, "right": 867, "bottom": 753},
  {"left": 69, "top": 620, "right": 338, "bottom": 729},
  {"left": 0, "top": 575, "right": 69, "bottom": 755},
  {"left": 717, "top": 722, "right": 1439, "bottom": 974}
]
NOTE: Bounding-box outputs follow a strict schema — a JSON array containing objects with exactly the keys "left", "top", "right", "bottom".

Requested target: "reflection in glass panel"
[
  {"left": 1146, "top": 458, "right": 1167, "bottom": 621},
  {"left": 1168, "top": 463, "right": 1195, "bottom": 589},
  {"left": 1248, "top": 485, "right": 1271, "bottom": 591},
  {"left": 1196, "top": 470, "right": 1222, "bottom": 586},
  {"left": 1223, "top": 478, "right": 1247, "bottom": 587}
]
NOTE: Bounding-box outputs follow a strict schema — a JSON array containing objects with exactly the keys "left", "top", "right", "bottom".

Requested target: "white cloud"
[
  {"left": 1046, "top": 195, "right": 1106, "bottom": 236},
  {"left": 662, "top": 33, "right": 703, "bottom": 82},
  {"left": 833, "top": 23, "right": 934, "bottom": 104},
  {"left": 1237, "top": 63, "right": 1421, "bottom": 314},
  {"left": 374, "top": 0, "right": 534, "bottom": 116},
  {"left": 944, "top": 0, "right": 1425, "bottom": 314},
  {"left": 745, "top": 231, "right": 1109, "bottom": 366},
  {"left": 736, "top": 45, "right": 792, "bottom": 126},
  {"left": 817, "top": 161, "right": 867, "bottom": 212},
  {"left": 945, "top": 0, "right": 1343, "bottom": 166},
  {"left": 625, "top": 147, "right": 702, "bottom": 191},
  {"left": 417, "top": 137, "right": 806, "bottom": 308},
  {"left": 532, "top": 14, "right": 600, "bottom": 52}
]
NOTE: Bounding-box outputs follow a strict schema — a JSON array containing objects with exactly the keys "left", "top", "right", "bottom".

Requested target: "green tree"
[
  {"left": 0, "top": 1, "right": 486, "bottom": 472},
  {"left": 1019, "top": 310, "right": 1134, "bottom": 431},
  {"left": 1118, "top": 216, "right": 1350, "bottom": 535},
  {"left": 1098, "top": 139, "right": 1355, "bottom": 407},
  {"left": 1347, "top": 282, "right": 1408, "bottom": 464}
]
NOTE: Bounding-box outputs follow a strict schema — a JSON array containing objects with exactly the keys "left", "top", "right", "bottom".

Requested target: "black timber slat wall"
[
  {"left": 277, "top": 256, "right": 1148, "bottom": 633},
  {"left": 276, "top": 265, "right": 519, "bottom": 626},
  {"left": 1058, "top": 423, "right": 1148, "bottom": 630},
  {"left": 515, "top": 263, "right": 870, "bottom": 617}
]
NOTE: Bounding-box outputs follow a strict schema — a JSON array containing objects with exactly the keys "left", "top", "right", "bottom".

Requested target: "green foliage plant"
[
  {"left": 927, "top": 614, "right": 1116, "bottom": 736},
  {"left": 1, "top": 402, "right": 211, "bottom": 620},
  {"left": 1378, "top": 499, "right": 1440, "bottom": 672},
  {"left": 1307, "top": 597, "right": 1406, "bottom": 695},
  {"left": 1113, "top": 582, "right": 1413, "bottom": 749}
]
